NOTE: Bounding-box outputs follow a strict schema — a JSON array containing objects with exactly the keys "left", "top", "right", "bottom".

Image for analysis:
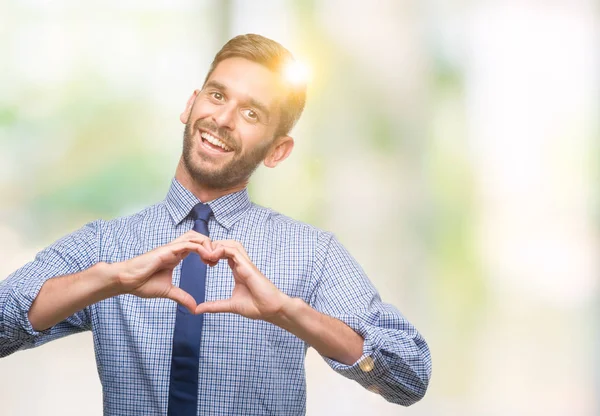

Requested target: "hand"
[
  {"left": 194, "top": 240, "right": 289, "bottom": 321},
  {"left": 114, "top": 231, "right": 213, "bottom": 313}
]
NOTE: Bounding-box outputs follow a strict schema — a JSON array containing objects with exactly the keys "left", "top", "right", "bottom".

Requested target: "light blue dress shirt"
[{"left": 0, "top": 179, "right": 431, "bottom": 415}]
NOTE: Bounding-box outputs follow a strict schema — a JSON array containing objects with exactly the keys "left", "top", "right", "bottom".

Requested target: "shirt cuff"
[
  {"left": 3, "top": 278, "right": 53, "bottom": 340},
  {"left": 321, "top": 315, "right": 388, "bottom": 384}
]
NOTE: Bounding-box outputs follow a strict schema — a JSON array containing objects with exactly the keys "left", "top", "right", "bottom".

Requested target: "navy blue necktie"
[{"left": 168, "top": 202, "right": 212, "bottom": 416}]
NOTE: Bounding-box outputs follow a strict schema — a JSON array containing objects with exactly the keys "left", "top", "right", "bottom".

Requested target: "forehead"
[{"left": 206, "top": 57, "right": 284, "bottom": 109}]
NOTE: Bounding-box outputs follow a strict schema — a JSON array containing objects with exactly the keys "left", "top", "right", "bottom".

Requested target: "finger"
[
  {"left": 195, "top": 243, "right": 250, "bottom": 269},
  {"left": 196, "top": 244, "right": 227, "bottom": 265},
  {"left": 215, "top": 244, "right": 265, "bottom": 284},
  {"left": 169, "top": 241, "right": 206, "bottom": 256},
  {"left": 158, "top": 241, "right": 208, "bottom": 267},
  {"left": 212, "top": 243, "right": 249, "bottom": 264},
  {"left": 193, "top": 243, "right": 251, "bottom": 271},
  {"left": 172, "top": 230, "right": 200, "bottom": 243},
  {"left": 165, "top": 286, "right": 197, "bottom": 313},
  {"left": 200, "top": 238, "right": 214, "bottom": 253},
  {"left": 159, "top": 244, "right": 194, "bottom": 267},
  {"left": 209, "top": 244, "right": 257, "bottom": 278},
  {"left": 136, "top": 242, "right": 195, "bottom": 272},
  {"left": 196, "top": 248, "right": 219, "bottom": 267},
  {"left": 195, "top": 299, "right": 233, "bottom": 315},
  {"left": 182, "top": 237, "right": 215, "bottom": 256},
  {"left": 213, "top": 240, "right": 251, "bottom": 261},
  {"left": 173, "top": 230, "right": 212, "bottom": 245},
  {"left": 163, "top": 243, "right": 217, "bottom": 268}
]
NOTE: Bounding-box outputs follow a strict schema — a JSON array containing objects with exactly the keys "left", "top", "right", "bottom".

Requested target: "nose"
[{"left": 211, "top": 103, "right": 236, "bottom": 131}]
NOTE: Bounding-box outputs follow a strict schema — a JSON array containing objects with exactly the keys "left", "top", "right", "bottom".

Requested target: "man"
[{"left": 0, "top": 34, "right": 431, "bottom": 415}]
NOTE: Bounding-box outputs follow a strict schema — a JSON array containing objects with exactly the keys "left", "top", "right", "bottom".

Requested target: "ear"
[
  {"left": 180, "top": 89, "right": 200, "bottom": 124},
  {"left": 264, "top": 136, "right": 294, "bottom": 168}
]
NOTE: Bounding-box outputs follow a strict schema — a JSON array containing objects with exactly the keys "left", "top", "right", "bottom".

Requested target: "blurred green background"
[{"left": 1, "top": 1, "right": 598, "bottom": 415}]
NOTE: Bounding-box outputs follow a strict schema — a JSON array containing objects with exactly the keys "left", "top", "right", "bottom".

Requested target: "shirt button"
[
  {"left": 367, "top": 385, "right": 380, "bottom": 394},
  {"left": 358, "top": 356, "right": 374, "bottom": 372}
]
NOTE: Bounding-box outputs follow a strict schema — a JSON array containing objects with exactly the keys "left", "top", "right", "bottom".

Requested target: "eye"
[
  {"left": 242, "top": 109, "right": 259, "bottom": 121},
  {"left": 211, "top": 91, "right": 224, "bottom": 101}
]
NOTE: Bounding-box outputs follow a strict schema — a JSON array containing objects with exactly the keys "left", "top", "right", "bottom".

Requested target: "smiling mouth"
[{"left": 198, "top": 129, "right": 234, "bottom": 153}]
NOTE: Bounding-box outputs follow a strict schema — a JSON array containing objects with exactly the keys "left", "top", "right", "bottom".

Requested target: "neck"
[{"left": 174, "top": 157, "right": 248, "bottom": 203}]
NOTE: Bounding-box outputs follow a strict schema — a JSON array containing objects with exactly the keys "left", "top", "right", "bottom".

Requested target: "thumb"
[
  {"left": 195, "top": 299, "right": 233, "bottom": 315},
  {"left": 165, "top": 286, "right": 197, "bottom": 313}
]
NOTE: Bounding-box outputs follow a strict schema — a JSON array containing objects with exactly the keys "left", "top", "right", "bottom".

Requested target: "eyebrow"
[{"left": 204, "top": 80, "right": 271, "bottom": 121}]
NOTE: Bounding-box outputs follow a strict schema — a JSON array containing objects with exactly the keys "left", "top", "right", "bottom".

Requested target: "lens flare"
[{"left": 283, "top": 60, "right": 311, "bottom": 85}]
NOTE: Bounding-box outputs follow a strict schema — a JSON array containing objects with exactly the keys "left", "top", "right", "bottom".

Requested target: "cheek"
[
  {"left": 237, "top": 127, "right": 264, "bottom": 148},
  {"left": 241, "top": 131, "right": 275, "bottom": 156},
  {"left": 189, "top": 99, "right": 215, "bottom": 121}
]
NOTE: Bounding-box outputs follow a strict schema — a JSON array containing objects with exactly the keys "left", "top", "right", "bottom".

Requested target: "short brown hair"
[{"left": 203, "top": 34, "right": 307, "bottom": 137}]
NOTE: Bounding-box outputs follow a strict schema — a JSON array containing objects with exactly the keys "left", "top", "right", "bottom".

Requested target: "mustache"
[{"left": 193, "top": 119, "right": 237, "bottom": 151}]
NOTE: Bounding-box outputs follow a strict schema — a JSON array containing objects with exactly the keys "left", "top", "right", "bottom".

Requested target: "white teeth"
[{"left": 200, "top": 131, "right": 232, "bottom": 152}]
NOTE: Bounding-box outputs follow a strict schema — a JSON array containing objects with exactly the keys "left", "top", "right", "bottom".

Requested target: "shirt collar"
[{"left": 164, "top": 178, "right": 252, "bottom": 229}]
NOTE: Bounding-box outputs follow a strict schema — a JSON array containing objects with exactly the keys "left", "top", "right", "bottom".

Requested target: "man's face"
[{"left": 181, "top": 57, "right": 284, "bottom": 190}]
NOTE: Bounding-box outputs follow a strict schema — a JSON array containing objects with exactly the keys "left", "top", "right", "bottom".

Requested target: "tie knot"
[{"left": 190, "top": 202, "right": 212, "bottom": 222}]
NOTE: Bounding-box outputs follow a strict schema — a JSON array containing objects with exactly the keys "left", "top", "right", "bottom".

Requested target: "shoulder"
[
  {"left": 93, "top": 202, "right": 173, "bottom": 255},
  {"left": 244, "top": 203, "right": 334, "bottom": 248},
  {"left": 92, "top": 201, "right": 176, "bottom": 261},
  {"left": 99, "top": 201, "right": 170, "bottom": 233}
]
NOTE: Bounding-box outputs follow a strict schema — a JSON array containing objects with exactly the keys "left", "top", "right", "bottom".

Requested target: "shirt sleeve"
[
  {"left": 309, "top": 233, "right": 432, "bottom": 406},
  {"left": 0, "top": 221, "right": 100, "bottom": 358}
]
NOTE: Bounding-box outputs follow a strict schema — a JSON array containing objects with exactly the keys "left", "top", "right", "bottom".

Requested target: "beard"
[{"left": 182, "top": 118, "right": 273, "bottom": 190}]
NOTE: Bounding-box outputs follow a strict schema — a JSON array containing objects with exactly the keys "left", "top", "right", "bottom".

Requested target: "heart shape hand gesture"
[
  {"left": 115, "top": 233, "right": 288, "bottom": 321},
  {"left": 194, "top": 240, "right": 289, "bottom": 321}
]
